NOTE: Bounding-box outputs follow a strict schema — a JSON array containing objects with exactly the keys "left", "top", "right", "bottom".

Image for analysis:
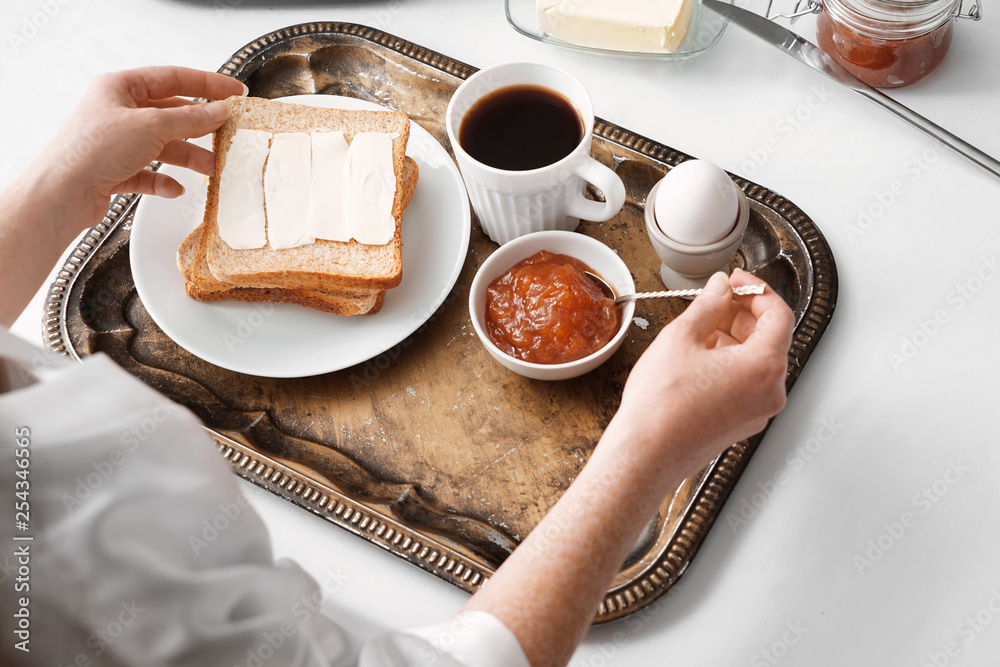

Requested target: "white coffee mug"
[{"left": 446, "top": 62, "right": 626, "bottom": 245}]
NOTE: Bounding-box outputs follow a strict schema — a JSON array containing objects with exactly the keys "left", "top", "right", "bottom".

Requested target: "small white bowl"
[{"left": 469, "top": 231, "right": 636, "bottom": 381}]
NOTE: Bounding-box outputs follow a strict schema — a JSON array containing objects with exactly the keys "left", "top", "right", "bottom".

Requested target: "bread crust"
[
  {"left": 178, "top": 224, "right": 383, "bottom": 315},
  {"left": 177, "top": 97, "right": 419, "bottom": 317},
  {"left": 201, "top": 96, "right": 411, "bottom": 293}
]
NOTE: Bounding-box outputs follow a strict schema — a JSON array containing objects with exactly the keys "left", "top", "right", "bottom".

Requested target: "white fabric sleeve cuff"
[
  {"left": 359, "top": 610, "right": 530, "bottom": 667},
  {"left": 402, "top": 611, "right": 530, "bottom": 667}
]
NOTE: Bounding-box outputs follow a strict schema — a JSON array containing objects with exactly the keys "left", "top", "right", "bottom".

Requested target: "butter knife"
[{"left": 703, "top": 0, "right": 1000, "bottom": 179}]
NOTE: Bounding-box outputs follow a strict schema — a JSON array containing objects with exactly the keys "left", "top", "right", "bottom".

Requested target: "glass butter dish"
[{"left": 506, "top": 0, "right": 733, "bottom": 59}]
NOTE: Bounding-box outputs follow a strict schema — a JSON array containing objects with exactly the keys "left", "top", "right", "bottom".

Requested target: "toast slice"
[
  {"left": 178, "top": 157, "right": 419, "bottom": 316},
  {"left": 178, "top": 225, "right": 385, "bottom": 315},
  {"left": 202, "top": 96, "right": 411, "bottom": 293}
]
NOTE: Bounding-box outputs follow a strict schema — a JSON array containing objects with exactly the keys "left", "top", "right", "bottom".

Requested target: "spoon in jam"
[{"left": 583, "top": 271, "right": 765, "bottom": 304}]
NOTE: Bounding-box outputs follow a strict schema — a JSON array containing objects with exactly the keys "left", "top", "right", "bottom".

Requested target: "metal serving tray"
[{"left": 44, "top": 23, "right": 837, "bottom": 623}]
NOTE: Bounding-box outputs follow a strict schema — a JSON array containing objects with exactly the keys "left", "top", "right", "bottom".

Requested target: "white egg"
[{"left": 653, "top": 160, "right": 739, "bottom": 246}]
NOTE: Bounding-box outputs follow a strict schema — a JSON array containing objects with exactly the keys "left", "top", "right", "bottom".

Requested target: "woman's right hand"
[{"left": 608, "top": 269, "right": 795, "bottom": 478}]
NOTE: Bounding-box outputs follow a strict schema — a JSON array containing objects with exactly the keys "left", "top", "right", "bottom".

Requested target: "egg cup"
[{"left": 644, "top": 179, "right": 750, "bottom": 293}]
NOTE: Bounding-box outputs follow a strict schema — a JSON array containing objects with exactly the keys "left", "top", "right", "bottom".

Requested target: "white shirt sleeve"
[
  {"left": 0, "top": 329, "right": 527, "bottom": 667},
  {"left": 361, "top": 611, "right": 530, "bottom": 667}
]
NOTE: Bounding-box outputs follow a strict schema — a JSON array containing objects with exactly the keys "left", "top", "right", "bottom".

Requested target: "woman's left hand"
[{"left": 37, "top": 66, "right": 246, "bottom": 227}]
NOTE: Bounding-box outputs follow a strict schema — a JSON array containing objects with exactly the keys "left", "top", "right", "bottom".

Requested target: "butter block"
[
  {"left": 217, "top": 128, "right": 271, "bottom": 250},
  {"left": 218, "top": 129, "right": 398, "bottom": 251},
  {"left": 264, "top": 132, "right": 313, "bottom": 250},
  {"left": 346, "top": 133, "right": 396, "bottom": 247},
  {"left": 536, "top": 0, "right": 694, "bottom": 54},
  {"left": 305, "top": 130, "right": 350, "bottom": 243}
]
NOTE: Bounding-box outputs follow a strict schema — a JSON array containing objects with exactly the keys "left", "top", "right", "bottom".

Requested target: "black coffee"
[{"left": 459, "top": 85, "right": 584, "bottom": 171}]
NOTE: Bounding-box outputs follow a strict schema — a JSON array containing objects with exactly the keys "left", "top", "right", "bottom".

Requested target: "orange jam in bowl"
[{"left": 485, "top": 250, "right": 621, "bottom": 365}]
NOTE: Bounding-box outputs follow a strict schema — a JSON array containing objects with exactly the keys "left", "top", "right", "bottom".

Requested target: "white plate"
[{"left": 129, "top": 95, "right": 471, "bottom": 378}]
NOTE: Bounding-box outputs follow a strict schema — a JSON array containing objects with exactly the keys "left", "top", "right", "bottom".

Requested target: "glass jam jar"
[{"left": 816, "top": 0, "right": 963, "bottom": 88}]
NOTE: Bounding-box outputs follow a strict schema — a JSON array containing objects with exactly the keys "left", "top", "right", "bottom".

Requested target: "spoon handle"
[{"left": 617, "top": 284, "right": 765, "bottom": 303}]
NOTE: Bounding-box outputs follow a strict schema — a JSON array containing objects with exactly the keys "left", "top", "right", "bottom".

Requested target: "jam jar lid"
[{"left": 824, "top": 0, "right": 961, "bottom": 38}]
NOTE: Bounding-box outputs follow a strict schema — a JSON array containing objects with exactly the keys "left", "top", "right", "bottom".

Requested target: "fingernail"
[
  {"left": 704, "top": 271, "right": 730, "bottom": 297},
  {"left": 240, "top": 81, "right": 249, "bottom": 97},
  {"left": 205, "top": 100, "right": 229, "bottom": 122}
]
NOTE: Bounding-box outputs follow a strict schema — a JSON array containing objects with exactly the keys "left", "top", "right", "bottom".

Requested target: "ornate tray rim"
[{"left": 42, "top": 21, "right": 838, "bottom": 624}]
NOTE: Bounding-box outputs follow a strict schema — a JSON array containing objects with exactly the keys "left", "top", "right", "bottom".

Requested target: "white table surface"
[{"left": 5, "top": 1, "right": 1000, "bottom": 663}]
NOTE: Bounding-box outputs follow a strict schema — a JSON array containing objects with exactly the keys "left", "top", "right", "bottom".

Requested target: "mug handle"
[{"left": 566, "top": 157, "right": 626, "bottom": 222}]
